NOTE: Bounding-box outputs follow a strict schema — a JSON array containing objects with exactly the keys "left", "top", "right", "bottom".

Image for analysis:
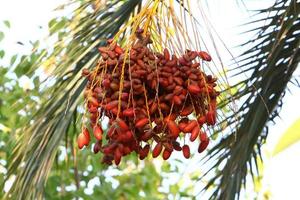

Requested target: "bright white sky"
[{"left": 0, "top": 0, "right": 300, "bottom": 199}]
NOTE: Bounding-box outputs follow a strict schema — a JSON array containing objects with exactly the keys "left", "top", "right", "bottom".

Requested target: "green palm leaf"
[
  {"left": 203, "top": 0, "right": 300, "bottom": 199},
  {"left": 5, "top": 1, "right": 142, "bottom": 199}
]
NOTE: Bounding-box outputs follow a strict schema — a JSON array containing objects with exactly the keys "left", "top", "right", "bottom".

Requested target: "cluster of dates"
[{"left": 78, "top": 30, "right": 219, "bottom": 165}]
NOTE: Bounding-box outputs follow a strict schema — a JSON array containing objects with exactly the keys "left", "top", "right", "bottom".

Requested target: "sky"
[{"left": 0, "top": 0, "right": 300, "bottom": 199}]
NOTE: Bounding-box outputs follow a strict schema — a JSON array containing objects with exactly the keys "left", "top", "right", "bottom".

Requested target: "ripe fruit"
[
  {"left": 172, "top": 141, "right": 182, "bottom": 151},
  {"left": 88, "top": 105, "right": 98, "bottom": 113},
  {"left": 182, "top": 145, "right": 190, "bottom": 159},
  {"left": 162, "top": 149, "right": 172, "bottom": 160},
  {"left": 178, "top": 122, "right": 187, "bottom": 132},
  {"left": 164, "top": 48, "right": 170, "bottom": 60},
  {"left": 93, "top": 125, "right": 103, "bottom": 140},
  {"left": 93, "top": 141, "right": 102, "bottom": 154},
  {"left": 152, "top": 142, "right": 163, "bottom": 158},
  {"left": 82, "top": 68, "right": 90, "bottom": 76},
  {"left": 77, "top": 133, "right": 89, "bottom": 149},
  {"left": 102, "top": 79, "right": 110, "bottom": 88},
  {"left": 180, "top": 106, "right": 194, "bottom": 116},
  {"left": 163, "top": 114, "right": 177, "bottom": 123},
  {"left": 114, "top": 46, "right": 123, "bottom": 55},
  {"left": 198, "top": 51, "right": 212, "bottom": 61},
  {"left": 114, "top": 148, "right": 122, "bottom": 165},
  {"left": 141, "top": 130, "right": 153, "bottom": 142},
  {"left": 88, "top": 96, "right": 99, "bottom": 107},
  {"left": 197, "top": 116, "right": 206, "bottom": 126},
  {"left": 150, "top": 103, "right": 158, "bottom": 114},
  {"left": 199, "top": 131, "right": 208, "bottom": 142},
  {"left": 188, "top": 84, "right": 201, "bottom": 94},
  {"left": 206, "top": 111, "right": 216, "bottom": 125},
  {"left": 167, "top": 121, "right": 180, "bottom": 138},
  {"left": 83, "top": 128, "right": 90, "bottom": 143},
  {"left": 183, "top": 120, "right": 198, "bottom": 133},
  {"left": 135, "top": 118, "right": 149, "bottom": 128},
  {"left": 105, "top": 100, "right": 119, "bottom": 110},
  {"left": 117, "top": 119, "right": 129, "bottom": 131},
  {"left": 123, "top": 108, "right": 135, "bottom": 117},
  {"left": 124, "top": 131, "right": 133, "bottom": 141},
  {"left": 139, "top": 144, "right": 150, "bottom": 160},
  {"left": 173, "top": 96, "right": 182, "bottom": 105},
  {"left": 190, "top": 125, "right": 200, "bottom": 142},
  {"left": 198, "top": 138, "right": 210, "bottom": 153},
  {"left": 107, "top": 126, "right": 116, "bottom": 138}
]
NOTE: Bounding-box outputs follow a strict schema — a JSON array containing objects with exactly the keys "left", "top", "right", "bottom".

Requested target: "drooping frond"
[
  {"left": 5, "top": 1, "right": 142, "bottom": 199},
  {"left": 203, "top": 0, "right": 300, "bottom": 199}
]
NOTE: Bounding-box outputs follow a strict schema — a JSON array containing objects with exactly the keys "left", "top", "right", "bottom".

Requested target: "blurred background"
[{"left": 0, "top": 0, "right": 300, "bottom": 199}]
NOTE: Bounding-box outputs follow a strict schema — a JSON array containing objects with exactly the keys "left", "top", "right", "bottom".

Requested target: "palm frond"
[
  {"left": 5, "top": 1, "right": 141, "bottom": 199},
  {"left": 203, "top": 0, "right": 300, "bottom": 198}
]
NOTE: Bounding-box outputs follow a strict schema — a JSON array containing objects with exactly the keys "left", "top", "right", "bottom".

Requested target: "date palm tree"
[{"left": 4, "top": 0, "right": 300, "bottom": 199}]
